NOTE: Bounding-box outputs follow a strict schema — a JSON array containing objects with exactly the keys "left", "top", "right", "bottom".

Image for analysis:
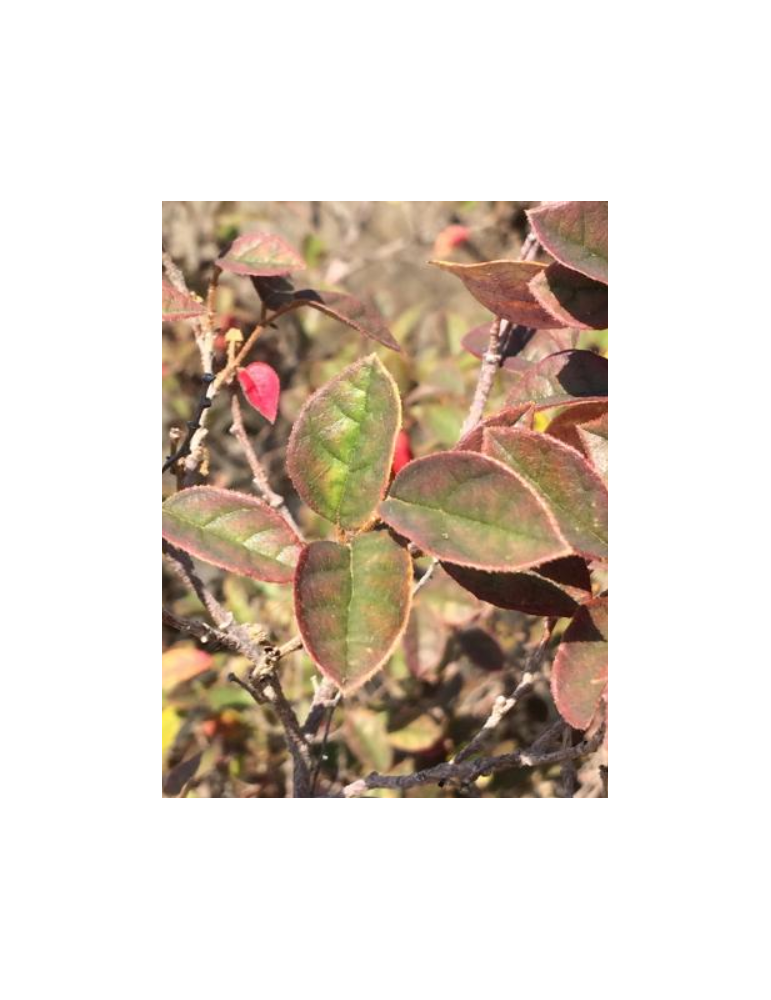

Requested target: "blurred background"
[{"left": 162, "top": 201, "right": 608, "bottom": 797}]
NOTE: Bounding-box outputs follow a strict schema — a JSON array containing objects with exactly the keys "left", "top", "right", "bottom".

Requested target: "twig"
[
  {"left": 229, "top": 389, "right": 304, "bottom": 538},
  {"left": 453, "top": 618, "right": 556, "bottom": 763},
  {"left": 343, "top": 722, "right": 605, "bottom": 797},
  {"left": 412, "top": 557, "right": 438, "bottom": 596},
  {"left": 302, "top": 678, "right": 341, "bottom": 737},
  {"left": 458, "top": 316, "right": 507, "bottom": 438},
  {"left": 310, "top": 700, "right": 339, "bottom": 797}
]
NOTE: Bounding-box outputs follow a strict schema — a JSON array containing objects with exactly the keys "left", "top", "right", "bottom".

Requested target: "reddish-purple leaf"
[
  {"left": 295, "top": 289, "right": 401, "bottom": 353},
  {"left": 505, "top": 350, "right": 607, "bottom": 406},
  {"left": 577, "top": 412, "right": 608, "bottom": 483},
  {"left": 442, "top": 556, "right": 592, "bottom": 618},
  {"left": 483, "top": 428, "right": 608, "bottom": 561},
  {"left": 529, "top": 263, "right": 608, "bottom": 330},
  {"left": 430, "top": 259, "right": 563, "bottom": 328},
  {"left": 544, "top": 399, "right": 609, "bottom": 452},
  {"left": 455, "top": 404, "right": 533, "bottom": 452},
  {"left": 162, "top": 279, "right": 205, "bottom": 321},
  {"left": 294, "top": 533, "right": 412, "bottom": 694},
  {"left": 216, "top": 232, "right": 306, "bottom": 277},
  {"left": 462, "top": 324, "right": 578, "bottom": 366},
  {"left": 162, "top": 487, "right": 302, "bottom": 583},
  {"left": 527, "top": 201, "right": 608, "bottom": 284},
  {"left": 237, "top": 362, "right": 280, "bottom": 424},
  {"left": 551, "top": 597, "right": 608, "bottom": 729},
  {"left": 378, "top": 451, "right": 570, "bottom": 572}
]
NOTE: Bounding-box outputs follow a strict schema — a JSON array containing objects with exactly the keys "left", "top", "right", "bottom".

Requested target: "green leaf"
[
  {"left": 429, "top": 259, "right": 560, "bottom": 327},
  {"left": 529, "top": 263, "right": 608, "bottom": 330},
  {"left": 387, "top": 714, "right": 444, "bottom": 753},
  {"left": 286, "top": 354, "right": 401, "bottom": 531},
  {"left": 552, "top": 597, "right": 608, "bottom": 729},
  {"left": 379, "top": 451, "right": 569, "bottom": 572},
  {"left": 162, "top": 279, "right": 205, "bottom": 320},
  {"left": 162, "top": 487, "right": 302, "bottom": 583},
  {"left": 442, "top": 556, "right": 592, "bottom": 618},
  {"left": 527, "top": 201, "right": 608, "bottom": 284},
  {"left": 483, "top": 428, "right": 608, "bottom": 561},
  {"left": 294, "top": 532, "right": 413, "bottom": 694},
  {"left": 216, "top": 231, "right": 306, "bottom": 277},
  {"left": 505, "top": 350, "right": 607, "bottom": 407}
]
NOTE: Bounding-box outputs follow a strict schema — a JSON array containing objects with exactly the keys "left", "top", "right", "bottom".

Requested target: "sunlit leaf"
[
  {"left": 455, "top": 404, "right": 533, "bottom": 452},
  {"left": 443, "top": 556, "right": 592, "bottom": 617},
  {"left": 286, "top": 354, "right": 401, "bottom": 530},
  {"left": 238, "top": 362, "right": 280, "bottom": 423},
  {"left": 543, "top": 399, "right": 608, "bottom": 451},
  {"left": 162, "top": 487, "right": 302, "bottom": 583},
  {"left": 162, "top": 279, "right": 205, "bottom": 320},
  {"left": 483, "top": 428, "right": 608, "bottom": 561},
  {"left": 379, "top": 451, "right": 569, "bottom": 571},
  {"left": 529, "top": 263, "right": 608, "bottom": 330},
  {"left": 162, "top": 644, "right": 213, "bottom": 691},
  {"left": 387, "top": 714, "right": 444, "bottom": 752},
  {"left": 294, "top": 533, "right": 413, "bottom": 694},
  {"left": 552, "top": 597, "right": 608, "bottom": 729},
  {"left": 430, "top": 259, "right": 561, "bottom": 327},
  {"left": 527, "top": 201, "right": 608, "bottom": 283},
  {"left": 216, "top": 231, "right": 306, "bottom": 277}
]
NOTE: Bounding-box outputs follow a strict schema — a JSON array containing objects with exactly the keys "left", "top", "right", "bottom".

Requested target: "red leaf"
[
  {"left": 433, "top": 224, "right": 471, "bottom": 258},
  {"left": 392, "top": 429, "right": 413, "bottom": 475},
  {"left": 529, "top": 263, "right": 608, "bottom": 330},
  {"left": 237, "top": 363, "right": 280, "bottom": 424},
  {"left": 527, "top": 201, "right": 608, "bottom": 284}
]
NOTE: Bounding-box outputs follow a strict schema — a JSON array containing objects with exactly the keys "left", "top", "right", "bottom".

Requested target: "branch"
[
  {"left": 453, "top": 618, "right": 556, "bottom": 764},
  {"left": 229, "top": 388, "right": 304, "bottom": 538},
  {"left": 343, "top": 722, "right": 605, "bottom": 797}
]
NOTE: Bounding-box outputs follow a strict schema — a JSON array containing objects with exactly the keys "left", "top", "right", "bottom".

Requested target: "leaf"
[
  {"left": 505, "top": 350, "right": 607, "bottom": 406},
  {"left": 163, "top": 751, "right": 203, "bottom": 796},
  {"left": 162, "top": 644, "right": 213, "bottom": 691},
  {"left": 237, "top": 362, "right": 280, "bottom": 423},
  {"left": 403, "top": 606, "right": 448, "bottom": 680},
  {"left": 527, "top": 201, "right": 608, "bottom": 284},
  {"left": 544, "top": 399, "right": 608, "bottom": 451},
  {"left": 295, "top": 289, "right": 402, "bottom": 353},
  {"left": 387, "top": 714, "right": 444, "bottom": 753},
  {"left": 457, "top": 627, "right": 505, "bottom": 670},
  {"left": 286, "top": 354, "right": 401, "bottom": 531},
  {"left": 162, "top": 487, "right": 302, "bottom": 583},
  {"left": 162, "top": 279, "right": 205, "bottom": 320},
  {"left": 345, "top": 709, "right": 393, "bottom": 772},
  {"left": 216, "top": 231, "right": 306, "bottom": 277},
  {"left": 430, "top": 259, "right": 562, "bottom": 327},
  {"left": 392, "top": 428, "right": 413, "bottom": 475},
  {"left": 483, "top": 428, "right": 608, "bottom": 561},
  {"left": 442, "top": 556, "right": 592, "bottom": 618},
  {"left": 294, "top": 532, "right": 413, "bottom": 694},
  {"left": 551, "top": 597, "right": 608, "bottom": 729},
  {"left": 577, "top": 413, "right": 608, "bottom": 483},
  {"left": 455, "top": 404, "right": 533, "bottom": 452},
  {"left": 378, "top": 451, "right": 569, "bottom": 572},
  {"left": 529, "top": 263, "right": 608, "bottom": 330}
]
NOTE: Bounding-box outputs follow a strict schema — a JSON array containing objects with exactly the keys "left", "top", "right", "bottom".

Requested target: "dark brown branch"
[{"left": 343, "top": 722, "right": 605, "bottom": 797}]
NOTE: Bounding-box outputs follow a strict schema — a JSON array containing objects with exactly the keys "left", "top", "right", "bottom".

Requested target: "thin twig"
[
  {"left": 229, "top": 388, "right": 304, "bottom": 538},
  {"left": 458, "top": 316, "right": 507, "bottom": 438},
  {"left": 302, "top": 678, "right": 341, "bottom": 737},
  {"left": 454, "top": 618, "right": 556, "bottom": 763}
]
